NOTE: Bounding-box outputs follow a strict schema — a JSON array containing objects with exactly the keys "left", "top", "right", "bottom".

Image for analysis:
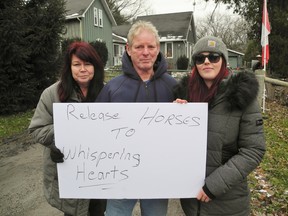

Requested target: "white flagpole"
[
  {"left": 262, "top": 0, "right": 267, "bottom": 113},
  {"left": 263, "top": 0, "right": 267, "bottom": 72}
]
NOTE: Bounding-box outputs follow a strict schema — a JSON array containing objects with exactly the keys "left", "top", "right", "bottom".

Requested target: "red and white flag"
[{"left": 261, "top": 0, "right": 271, "bottom": 67}]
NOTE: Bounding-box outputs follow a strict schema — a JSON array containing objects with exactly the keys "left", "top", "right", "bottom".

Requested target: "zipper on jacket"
[{"left": 144, "top": 81, "right": 149, "bottom": 99}]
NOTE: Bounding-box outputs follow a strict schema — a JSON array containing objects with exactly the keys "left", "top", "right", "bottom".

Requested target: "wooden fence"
[{"left": 255, "top": 69, "right": 288, "bottom": 108}]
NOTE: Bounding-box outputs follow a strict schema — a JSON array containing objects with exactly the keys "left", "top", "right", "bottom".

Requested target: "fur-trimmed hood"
[
  {"left": 176, "top": 71, "right": 265, "bottom": 216},
  {"left": 174, "top": 71, "right": 259, "bottom": 110}
]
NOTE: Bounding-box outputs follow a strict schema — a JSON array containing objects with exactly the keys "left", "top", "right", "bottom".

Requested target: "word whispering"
[{"left": 63, "top": 145, "right": 141, "bottom": 168}]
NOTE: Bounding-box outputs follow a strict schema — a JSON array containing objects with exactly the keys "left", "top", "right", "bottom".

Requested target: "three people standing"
[{"left": 29, "top": 19, "right": 265, "bottom": 216}]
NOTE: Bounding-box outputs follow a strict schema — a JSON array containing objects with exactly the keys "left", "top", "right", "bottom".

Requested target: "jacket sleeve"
[
  {"left": 205, "top": 99, "right": 266, "bottom": 198},
  {"left": 28, "top": 87, "right": 55, "bottom": 147}
]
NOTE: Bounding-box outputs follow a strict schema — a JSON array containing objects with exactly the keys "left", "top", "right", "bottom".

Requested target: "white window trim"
[
  {"left": 99, "top": 9, "right": 103, "bottom": 27},
  {"left": 94, "top": 7, "right": 98, "bottom": 26},
  {"left": 165, "top": 42, "right": 173, "bottom": 58}
]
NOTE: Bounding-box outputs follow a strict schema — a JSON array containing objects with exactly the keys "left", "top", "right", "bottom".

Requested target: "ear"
[{"left": 156, "top": 44, "right": 160, "bottom": 55}]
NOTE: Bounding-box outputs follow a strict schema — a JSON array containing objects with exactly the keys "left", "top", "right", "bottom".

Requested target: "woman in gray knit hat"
[{"left": 174, "top": 36, "right": 266, "bottom": 216}]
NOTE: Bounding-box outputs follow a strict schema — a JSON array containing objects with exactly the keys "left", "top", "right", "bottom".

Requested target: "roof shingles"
[{"left": 113, "top": 11, "right": 194, "bottom": 41}]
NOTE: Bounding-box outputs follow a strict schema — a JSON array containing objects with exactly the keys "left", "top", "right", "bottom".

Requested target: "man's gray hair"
[{"left": 127, "top": 20, "right": 160, "bottom": 46}]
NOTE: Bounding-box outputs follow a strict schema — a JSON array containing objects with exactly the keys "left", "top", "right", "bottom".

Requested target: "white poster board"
[{"left": 53, "top": 103, "right": 208, "bottom": 199}]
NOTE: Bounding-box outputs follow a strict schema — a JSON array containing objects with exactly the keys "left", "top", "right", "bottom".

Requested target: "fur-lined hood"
[{"left": 174, "top": 71, "right": 259, "bottom": 110}]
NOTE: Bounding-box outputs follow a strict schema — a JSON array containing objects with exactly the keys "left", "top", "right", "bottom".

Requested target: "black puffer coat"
[{"left": 174, "top": 71, "right": 266, "bottom": 216}]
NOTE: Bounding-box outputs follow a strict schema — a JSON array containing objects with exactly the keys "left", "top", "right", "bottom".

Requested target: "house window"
[
  {"left": 114, "top": 44, "right": 119, "bottom": 57},
  {"left": 165, "top": 42, "right": 173, "bottom": 58},
  {"left": 113, "top": 44, "right": 125, "bottom": 65},
  {"left": 99, "top": 9, "right": 103, "bottom": 27},
  {"left": 114, "top": 44, "right": 125, "bottom": 57},
  {"left": 94, "top": 7, "right": 98, "bottom": 26},
  {"left": 120, "top": 46, "right": 125, "bottom": 55}
]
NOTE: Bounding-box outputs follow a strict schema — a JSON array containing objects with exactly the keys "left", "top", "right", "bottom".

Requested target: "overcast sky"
[{"left": 147, "top": 0, "right": 235, "bottom": 20}]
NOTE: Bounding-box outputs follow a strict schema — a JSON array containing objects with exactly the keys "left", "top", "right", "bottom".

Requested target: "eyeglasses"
[{"left": 194, "top": 53, "right": 221, "bottom": 65}]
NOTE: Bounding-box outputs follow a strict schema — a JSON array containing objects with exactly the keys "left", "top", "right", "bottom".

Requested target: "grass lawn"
[
  {"left": 249, "top": 101, "right": 288, "bottom": 215},
  {"left": 0, "top": 110, "right": 34, "bottom": 138}
]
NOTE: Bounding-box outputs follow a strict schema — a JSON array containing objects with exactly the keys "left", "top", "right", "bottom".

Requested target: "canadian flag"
[{"left": 261, "top": 0, "right": 270, "bottom": 67}]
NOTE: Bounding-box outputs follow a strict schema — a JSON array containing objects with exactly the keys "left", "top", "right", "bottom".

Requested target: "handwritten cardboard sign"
[{"left": 53, "top": 103, "right": 208, "bottom": 199}]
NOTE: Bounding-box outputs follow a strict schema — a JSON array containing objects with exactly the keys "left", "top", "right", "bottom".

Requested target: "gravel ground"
[{"left": 0, "top": 131, "right": 185, "bottom": 216}]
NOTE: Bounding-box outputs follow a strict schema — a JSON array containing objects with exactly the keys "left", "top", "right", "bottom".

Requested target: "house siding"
[
  {"left": 160, "top": 41, "right": 191, "bottom": 69},
  {"left": 82, "top": 1, "right": 114, "bottom": 66},
  {"left": 228, "top": 50, "right": 244, "bottom": 69},
  {"left": 64, "top": 0, "right": 115, "bottom": 67},
  {"left": 64, "top": 20, "right": 81, "bottom": 39}
]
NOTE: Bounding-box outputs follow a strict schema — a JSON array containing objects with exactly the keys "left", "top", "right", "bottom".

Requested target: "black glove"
[{"left": 50, "top": 145, "right": 64, "bottom": 163}]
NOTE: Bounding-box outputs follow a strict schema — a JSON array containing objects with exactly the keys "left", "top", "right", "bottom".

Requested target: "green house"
[
  {"left": 227, "top": 49, "right": 244, "bottom": 69},
  {"left": 64, "top": 0, "right": 117, "bottom": 67},
  {"left": 113, "top": 11, "right": 197, "bottom": 69}
]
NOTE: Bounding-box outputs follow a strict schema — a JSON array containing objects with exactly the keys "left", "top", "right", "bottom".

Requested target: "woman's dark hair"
[
  {"left": 188, "top": 60, "right": 229, "bottom": 102},
  {"left": 58, "top": 41, "right": 104, "bottom": 102}
]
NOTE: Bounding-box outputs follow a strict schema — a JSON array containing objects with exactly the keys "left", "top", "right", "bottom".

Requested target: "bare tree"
[
  {"left": 106, "top": 0, "right": 151, "bottom": 24},
  {"left": 196, "top": 12, "right": 249, "bottom": 52}
]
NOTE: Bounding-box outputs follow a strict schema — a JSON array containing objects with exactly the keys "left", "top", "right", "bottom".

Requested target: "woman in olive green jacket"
[{"left": 29, "top": 41, "right": 106, "bottom": 216}]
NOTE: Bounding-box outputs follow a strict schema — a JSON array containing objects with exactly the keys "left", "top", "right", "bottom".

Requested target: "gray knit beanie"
[{"left": 192, "top": 36, "right": 228, "bottom": 64}]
